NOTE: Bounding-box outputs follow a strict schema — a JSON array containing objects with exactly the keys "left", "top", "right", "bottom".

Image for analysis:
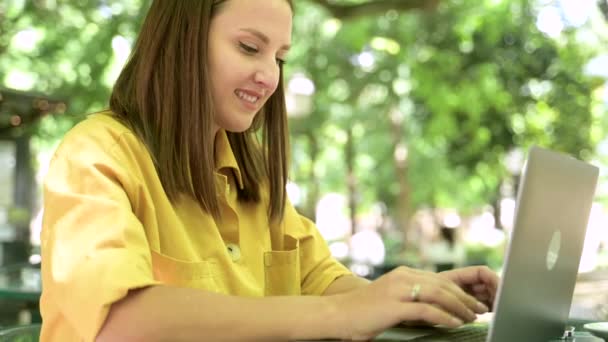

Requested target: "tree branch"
[{"left": 309, "top": 0, "right": 439, "bottom": 20}]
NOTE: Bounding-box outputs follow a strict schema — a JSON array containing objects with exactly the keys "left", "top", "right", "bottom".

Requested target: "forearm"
[
  {"left": 96, "top": 285, "right": 340, "bottom": 342},
  {"left": 323, "top": 275, "right": 370, "bottom": 296}
]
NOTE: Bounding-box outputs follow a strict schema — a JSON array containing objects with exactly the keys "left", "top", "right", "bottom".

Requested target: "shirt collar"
[{"left": 214, "top": 129, "right": 244, "bottom": 190}]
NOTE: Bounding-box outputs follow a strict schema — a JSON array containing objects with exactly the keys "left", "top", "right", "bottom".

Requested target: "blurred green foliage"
[
  {"left": 286, "top": 0, "right": 606, "bottom": 226},
  {"left": 0, "top": 0, "right": 606, "bottom": 233}
]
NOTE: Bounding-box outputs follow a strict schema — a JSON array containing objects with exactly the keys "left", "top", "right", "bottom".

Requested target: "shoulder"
[
  {"left": 53, "top": 110, "right": 146, "bottom": 164},
  {"left": 47, "top": 111, "right": 155, "bottom": 192}
]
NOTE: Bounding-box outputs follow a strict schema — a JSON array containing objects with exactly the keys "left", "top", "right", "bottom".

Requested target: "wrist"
[
  {"left": 278, "top": 295, "right": 346, "bottom": 341},
  {"left": 323, "top": 293, "right": 348, "bottom": 340}
]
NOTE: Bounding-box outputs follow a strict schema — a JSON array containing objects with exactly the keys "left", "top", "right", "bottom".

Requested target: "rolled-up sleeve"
[
  {"left": 41, "top": 137, "right": 160, "bottom": 341},
  {"left": 282, "top": 203, "right": 352, "bottom": 296}
]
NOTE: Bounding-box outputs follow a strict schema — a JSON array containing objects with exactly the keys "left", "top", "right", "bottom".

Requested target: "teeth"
[{"left": 236, "top": 90, "right": 259, "bottom": 103}]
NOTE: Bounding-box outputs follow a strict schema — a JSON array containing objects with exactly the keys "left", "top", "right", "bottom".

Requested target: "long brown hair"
[{"left": 109, "top": 0, "right": 294, "bottom": 223}]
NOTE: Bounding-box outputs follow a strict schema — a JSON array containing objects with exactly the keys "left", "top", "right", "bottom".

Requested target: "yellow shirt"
[{"left": 40, "top": 112, "right": 352, "bottom": 342}]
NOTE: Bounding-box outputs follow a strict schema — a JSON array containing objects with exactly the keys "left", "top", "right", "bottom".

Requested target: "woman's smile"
[{"left": 235, "top": 89, "right": 262, "bottom": 110}]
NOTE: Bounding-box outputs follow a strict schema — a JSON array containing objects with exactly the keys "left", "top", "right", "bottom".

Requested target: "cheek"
[
  {"left": 217, "top": 54, "right": 252, "bottom": 84},
  {"left": 269, "top": 69, "right": 282, "bottom": 93},
  {"left": 208, "top": 43, "right": 241, "bottom": 82}
]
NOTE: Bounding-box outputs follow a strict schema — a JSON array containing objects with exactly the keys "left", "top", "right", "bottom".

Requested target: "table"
[
  {"left": 376, "top": 322, "right": 604, "bottom": 341},
  {"left": 296, "top": 317, "right": 606, "bottom": 341}
]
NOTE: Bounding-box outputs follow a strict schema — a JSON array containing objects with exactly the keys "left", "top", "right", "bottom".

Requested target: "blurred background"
[{"left": 1, "top": 0, "right": 608, "bottom": 327}]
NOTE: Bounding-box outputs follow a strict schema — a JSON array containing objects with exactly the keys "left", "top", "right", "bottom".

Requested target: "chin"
[
  {"left": 215, "top": 106, "right": 259, "bottom": 133},
  {"left": 219, "top": 120, "right": 254, "bottom": 133}
]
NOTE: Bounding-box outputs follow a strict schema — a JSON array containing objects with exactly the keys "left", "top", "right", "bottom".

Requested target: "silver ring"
[{"left": 410, "top": 283, "right": 422, "bottom": 302}]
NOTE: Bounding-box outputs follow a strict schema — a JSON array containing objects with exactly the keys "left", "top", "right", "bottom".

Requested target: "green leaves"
[
  {"left": 1, "top": 0, "right": 150, "bottom": 142},
  {"left": 287, "top": 0, "right": 602, "bottom": 220},
  {"left": 0, "top": 0, "right": 603, "bottom": 223}
]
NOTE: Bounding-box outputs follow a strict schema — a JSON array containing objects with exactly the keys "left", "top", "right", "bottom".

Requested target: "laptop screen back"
[{"left": 488, "top": 147, "right": 599, "bottom": 341}]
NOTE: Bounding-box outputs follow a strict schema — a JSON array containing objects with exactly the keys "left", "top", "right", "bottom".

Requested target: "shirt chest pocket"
[
  {"left": 264, "top": 234, "right": 301, "bottom": 296},
  {"left": 150, "top": 250, "right": 218, "bottom": 292}
]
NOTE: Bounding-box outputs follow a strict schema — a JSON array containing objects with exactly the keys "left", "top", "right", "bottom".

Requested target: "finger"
[
  {"left": 396, "top": 268, "right": 487, "bottom": 315},
  {"left": 471, "top": 286, "right": 491, "bottom": 299},
  {"left": 400, "top": 303, "right": 464, "bottom": 329},
  {"left": 442, "top": 266, "right": 499, "bottom": 291},
  {"left": 408, "top": 274, "right": 482, "bottom": 319},
  {"left": 477, "top": 278, "right": 498, "bottom": 309},
  {"left": 472, "top": 292, "right": 490, "bottom": 302},
  {"left": 408, "top": 282, "right": 477, "bottom": 323},
  {"left": 436, "top": 276, "right": 489, "bottom": 314},
  {"left": 439, "top": 268, "right": 495, "bottom": 312},
  {"left": 471, "top": 288, "right": 495, "bottom": 310},
  {"left": 486, "top": 289, "right": 497, "bottom": 310},
  {"left": 477, "top": 266, "right": 500, "bottom": 296},
  {"left": 472, "top": 284, "right": 487, "bottom": 293}
]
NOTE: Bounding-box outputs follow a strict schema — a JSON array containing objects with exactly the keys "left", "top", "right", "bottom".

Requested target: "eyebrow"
[{"left": 239, "top": 28, "right": 291, "bottom": 52}]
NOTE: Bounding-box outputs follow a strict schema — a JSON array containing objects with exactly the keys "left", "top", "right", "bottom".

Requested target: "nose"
[{"left": 253, "top": 60, "right": 280, "bottom": 93}]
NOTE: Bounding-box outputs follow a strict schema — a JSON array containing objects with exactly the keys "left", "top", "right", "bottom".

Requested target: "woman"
[{"left": 40, "top": 0, "right": 498, "bottom": 341}]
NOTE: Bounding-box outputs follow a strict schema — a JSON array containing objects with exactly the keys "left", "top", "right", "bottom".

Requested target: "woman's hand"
[
  {"left": 440, "top": 266, "right": 499, "bottom": 310},
  {"left": 328, "top": 266, "right": 490, "bottom": 341}
]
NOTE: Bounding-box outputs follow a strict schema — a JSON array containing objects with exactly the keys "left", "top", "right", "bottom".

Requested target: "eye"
[
  {"left": 276, "top": 58, "right": 287, "bottom": 67},
  {"left": 239, "top": 42, "right": 258, "bottom": 54}
]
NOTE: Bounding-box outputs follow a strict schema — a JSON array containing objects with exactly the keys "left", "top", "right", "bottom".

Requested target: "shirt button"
[{"left": 226, "top": 243, "right": 241, "bottom": 262}]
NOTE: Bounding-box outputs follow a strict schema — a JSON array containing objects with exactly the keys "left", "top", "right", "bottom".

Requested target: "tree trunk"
[
  {"left": 14, "top": 134, "right": 33, "bottom": 242},
  {"left": 493, "top": 183, "right": 503, "bottom": 230},
  {"left": 304, "top": 132, "right": 320, "bottom": 220},
  {"left": 345, "top": 126, "right": 358, "bottom": 235},
  {"left": 390, "top": 113, "right": 411, "bottom": 240}
]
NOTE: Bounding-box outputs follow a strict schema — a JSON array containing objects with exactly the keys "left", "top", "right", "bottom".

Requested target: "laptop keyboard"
[{"left": 409, "top": 324, "right": 488, "bottom": 341}]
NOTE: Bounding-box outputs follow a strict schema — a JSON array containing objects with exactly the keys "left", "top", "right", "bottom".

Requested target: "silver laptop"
[
  {"left": 379, "top": 146, "right": 599, "bottom": 341},
  {"left": 488, "top": 146, "right": 599, "bottom": 341}
]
